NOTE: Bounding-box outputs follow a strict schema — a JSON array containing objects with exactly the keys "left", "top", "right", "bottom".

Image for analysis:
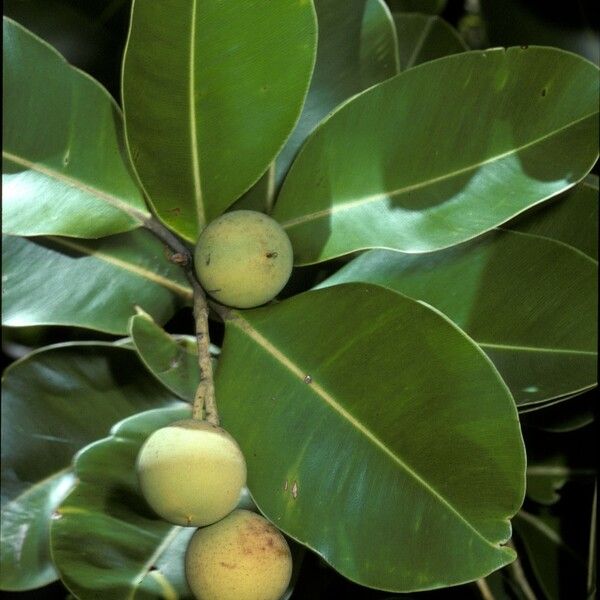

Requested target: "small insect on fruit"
[
  {"left": 136, "top": 419, "right": 246, "bottom": 527},
  {"left": 185, "top": 509, "right": 293, "bottom": 600},
  {"left": 194, "top": 210, "right": 294, "bottom": 308}
]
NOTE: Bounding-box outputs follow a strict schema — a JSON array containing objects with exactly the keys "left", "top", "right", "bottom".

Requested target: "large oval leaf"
[
  {"left": 318, "top": 230, "right": 598, "bottom": 406},
  {"left": 274, "top": 0, "right": 398, "bottom": 187},
  {"left": 215, "top": 284, "right": 525, "bottom": 591},
  {"left": 51, "top": 405, "right": 194, "bottom": 599},
  {"left": 274, "top": 47, "right": 599, "bottom": 264},
  {"left": 121, "top": 0, "right": 317, "bottom": 240},
  {"left": 0, "top": 343, "right": 181, "bottom": 591},
  {"left": 393, "top": 13, "right": 467, "bottom": 71},
  {"left": 2, "top": 18, "right": 149, "bottom": 238},
  {"left": 505, "top": 174, "right": 598, "bottom": 260},
  {"left": 2, "top": 230, "right": 192, "bottom": 335}
]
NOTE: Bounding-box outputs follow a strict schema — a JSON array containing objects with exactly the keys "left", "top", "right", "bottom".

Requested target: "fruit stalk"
[
  {"left": 141, "top": 213, "right": 219, "bottom": 424},
  {"left": 191, "top": 276, "right": 219, "bottom": 424}
]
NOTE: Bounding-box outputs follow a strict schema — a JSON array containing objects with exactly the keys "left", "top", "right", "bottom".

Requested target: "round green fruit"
[
  {"left": 136, "top": 419, "right": 246, "bottom": 527},
  {"left": 185, "top": 509, "right": 292, "bottom": 600},
  {"left": 194, "top": 210, "right": 293, "bottom": 308}
]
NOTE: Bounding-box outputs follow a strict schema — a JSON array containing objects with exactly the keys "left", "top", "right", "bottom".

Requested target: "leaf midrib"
[
  {"left": 231, "top": 313, "right": 509, "bottom": 552},
  {"left": 188, "top": 0, "right": 205, "bottom": 229},
  {"left": 479, "top": 342, "right": 597, "bottom": 356},
  {"left": 2, "top": 150, "right": 148, "bottom": 223},
  {"left": 281, "top": 111, "right": 597, "bottom": 229},
  {"left": 47, "top": 237, "right": 193, "bottom": 300}
]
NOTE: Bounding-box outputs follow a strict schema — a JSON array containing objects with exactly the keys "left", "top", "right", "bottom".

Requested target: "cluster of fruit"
[{"left": 137, "top": 210, "right": 295, "bottom": 600}]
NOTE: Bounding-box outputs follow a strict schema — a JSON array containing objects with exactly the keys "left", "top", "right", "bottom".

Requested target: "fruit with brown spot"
[{"left": 185, "top": 509, "right": 292, "bottom": 600}]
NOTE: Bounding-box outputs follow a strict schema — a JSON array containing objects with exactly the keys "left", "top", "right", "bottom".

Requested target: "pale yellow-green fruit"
[
  {"left": 185, "top": 509, "right": 292, "bottom": 600},
  {"left": 136, "top": 420, "right": 246, "bottom": 527},
  {"left": 194, "top": 210, "right": 293, "bottom": 308}
]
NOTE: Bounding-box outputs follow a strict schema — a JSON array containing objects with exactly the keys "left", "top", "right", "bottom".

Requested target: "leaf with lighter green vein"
[
  {"left": 121, "top": 0, "right": 317, "bottom": 241},
  {"left": 51, "top": 405, "right": 194, "bottom": 599},
  {"left": 393, "top": 13, "right": 467, "bottom": 71},
  {"left": 0, "top": 470, "right": 75, "bottom": 591},
  {"left": 229, "top": 164, "right": 276, "bottom": 214},
  {"left": 274, "top": 0, "right": 398, "bottom": 188},
  {"left": 514, "top": 510, "right": 588, "bottom": 600},
  {"left": 0, "top": 343, "right": 182, "bottom": 591},
  {"left": 2, "top": 229, "right": 192, "bottom": 335},
  {"left": 274, "top": 47, "right": 599, "bottom": 265},
  {"left": 2, "top": 18, "right": 149, "bottom": 239},
  {"left": 318, "top": 230, "right": 597, "bottom": 406},
  {"left": 359, "top": 0, "right": 399, "bottom": 88},
  {"left": 216, "top": 284, "right": 525, "bottom": 591},
  {"left": 387, "top": 0, "right": 447, "bottom": 14},
  {"left": 505, "top": 175, "right": 598, "bottom": 260},
  {"left": 129, "top": 312, "right": 200, "bottom": 402}
]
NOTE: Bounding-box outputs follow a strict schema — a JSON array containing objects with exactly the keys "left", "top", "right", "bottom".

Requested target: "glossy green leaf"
[
  {"left": 274, "top": 47, "right": 599, "bottom": 265},
  {"left": 0, "top": 470, "right": 75, "bottom": 591},
  {"left": 1, "top": 343, "right": 181, "bottom": 591},
  {"left": 514, "top": 510, "right": 588, "bottom": 600},
  {"left": 216, "top": 284, "right": 525, "bottom": 591},
  {"left": 129, "top": 312, "right": 200, "bottom": 402},
  {"left": 2, "top": 230, "right": 192, "bottom": 335},
  {"left": 51, "top": 405, "right": 194, "bottom": 599},
  {"left": 319, "top": 230, "right": 598, "bottom": 405},
  {"left": 2, "top": 18, "right": 149, "bottom": 238},
  {"left": 505, "top": 174, "right": 598, "bottom": 260},
  {"left": 229, "top": 164, "right": 275, "bottom": 214},
  {"left": 360, "top": 0, "right": 399, "bottom": 87},
  {"left": 121, "top": 0, "right": 317, "bottom": 240},
  {"left": 387, "top": 0, "right": 447, "bottom": 14},
  {"left": 393, "top": 13, "right": 467, "bottom": 71},
  {"left": 274, "top": 0, "right": 399, "bottom": 187}
]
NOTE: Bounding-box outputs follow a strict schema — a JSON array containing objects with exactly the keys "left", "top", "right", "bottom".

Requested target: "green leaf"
[
  {"left": 229, "top": 164, "right": 275, "bottom": 214},
  {"left": 318, "top": 230, "right": 598, "bottom": 406},
  {"left": 360, "top": 0, "right": 400, "bottom": 87},
  {"left": 274, "top": 47, "right": 599, "bottom": 265},
  {"left": 129, "top": 312, "right": 200, "bottom": 402},
  {"left": 514, "top": 510, "right": 588, "bottom": 600},
  {"left": 51, "top": 405, "right": 194, "bottom": 600},
  {"left": 121, "top": 0, "right": 317, "bottom": 240},
  {"left": 2, "top": 230, "right": 192, "bottom": 335},
  {"left": 2, "top": 17, "right": 149, "bottom": 238},
  {"left": 216, "top": 284, "right": 525, "bottom": 591},
  {"left": 0, "top": 470, "right": 75, "bottom": 591},
  {"left": 505, "top": 175, "right": 598, "bottom": 260},
  {"left": 1, "top": 343, "right": 181, "bottom": 591},
  {"left": 393, "top": 13, "right": 468, "bottom": 71},
  {"left": 275, "top": 0, "right": 398, "bottom": 187}
]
